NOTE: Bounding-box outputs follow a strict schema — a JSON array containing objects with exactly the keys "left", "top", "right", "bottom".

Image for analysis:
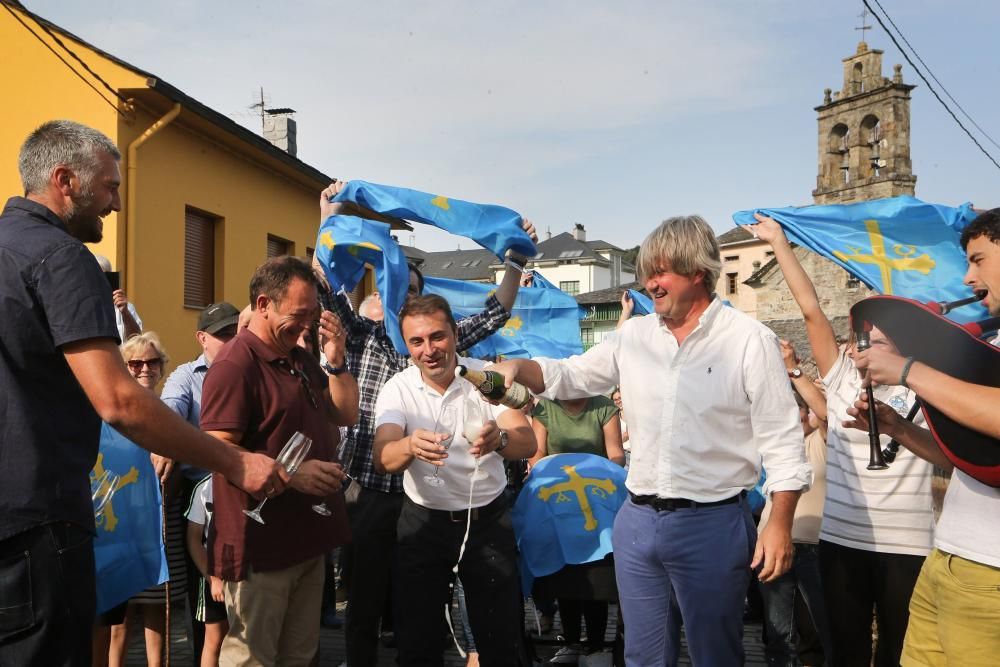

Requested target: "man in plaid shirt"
[{"left": 317, "top": 181, "right": 536, "bottom": 666}]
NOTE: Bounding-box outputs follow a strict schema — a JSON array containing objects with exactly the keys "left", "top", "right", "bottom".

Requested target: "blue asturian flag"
[
  {"left": 318, "top": 181, "right": 538, "bottom": 353},
  {"left": 316, "top": 215, "right": 410, "bottom": 353},
  {"left": 512, "top": 453, "right": 628, "bottom": 594},
  {"left": 733, "top": 196, "right": 985, "bottom": 322},
  {"left": 423, "top": 275, "right": 585, "bottom": 359},
  {"left": 626, "top": 288, "right": 653, "bottom": 315},
  {"left": 333, "top": 180, "right": 536, "bottom": 260},
  {"left": 92, "top": 423, "right": 168, "bottom": 613}
]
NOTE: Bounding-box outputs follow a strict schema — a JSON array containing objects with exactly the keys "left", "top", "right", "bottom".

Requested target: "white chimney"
[
  {"left": 572, "top": 223, "right": 586, "bottom": 241},
  {"left": 263, "top": 109, "right": 297, "bottom": 157}
]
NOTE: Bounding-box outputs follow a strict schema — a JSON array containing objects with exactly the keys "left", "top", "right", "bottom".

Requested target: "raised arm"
[
  {"left": 746, "top": 214, "right": 839, "bottom": 376},
  {"left": 780, "top": 339, "right": 828, "bottom": 422},
  {"left": 319, "top": 310, "right": 359, "bottom": 426},
  {"left": 492, "top": 218, "right": 538, "bottom": 312}
]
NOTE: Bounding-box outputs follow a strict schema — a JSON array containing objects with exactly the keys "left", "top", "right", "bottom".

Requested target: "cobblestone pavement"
[{"left": 126, "top": 600, "right": 767, "bottom": 666}]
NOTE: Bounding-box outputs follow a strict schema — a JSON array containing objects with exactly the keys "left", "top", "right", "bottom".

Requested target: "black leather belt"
[
  {"left": 629, "top": 490, "right": 745, "bottom": 512},
  {"left": 413, "top": 493, "right": 508, "bottom": 523}
]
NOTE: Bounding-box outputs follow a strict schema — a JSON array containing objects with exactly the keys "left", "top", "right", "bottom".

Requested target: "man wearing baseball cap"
[{"left": 161, "top": 302, "right": 240, "bottom": 662}]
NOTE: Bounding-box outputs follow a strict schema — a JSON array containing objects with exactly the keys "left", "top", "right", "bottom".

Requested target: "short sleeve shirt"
[
  {"left": 532, "top": 397, "right": 618, "bottom": 458},
  {"left": 374, "top": 359, "right": 510, "bottom": 511},
  {"left": 200, "top": 328, "right": 350, "bottom": 580},
  {"left": 0, "top": 197, "right": 119, "bottom": 540}
]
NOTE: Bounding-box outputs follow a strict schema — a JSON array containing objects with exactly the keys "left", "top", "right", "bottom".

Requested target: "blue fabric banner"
[
  {"left": 423, "top": 275, "right": 585, "bottom": 359},
  {"left": 92, "top": 423, "right": 168, "bottom": 613},
  {"left": 333, "top": 180, "right": 536, "bottom": 260},
  {"left": 512, "top": 453, "right": 628, "bottom": 594},
  {"left": 316, "top": 215, "right": 410, "bottom": 353},
  {"left": 317, "top": 181, "right": 538, "bottom": 353},
  {"left": 733, "top": 196, "right": 985, "bottom": 322},
  {"left": 626, "top": 288, "right": 653, "bottom": 315}
]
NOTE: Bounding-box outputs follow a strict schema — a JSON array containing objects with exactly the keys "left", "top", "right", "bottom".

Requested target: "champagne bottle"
[{"left": 455, "top": 365, "right": 531, "bottom": 409}]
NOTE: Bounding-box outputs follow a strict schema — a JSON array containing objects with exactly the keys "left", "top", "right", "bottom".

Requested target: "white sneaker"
[{"left": 549, "top": 645, "right": 583, "bottom": 664}]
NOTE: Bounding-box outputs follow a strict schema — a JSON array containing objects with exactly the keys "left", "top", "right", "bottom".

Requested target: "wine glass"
[
  {"left": 91, "top": 470, "right": 121, "bottom": 520},
  {"left": 244, "top": 432, "right": 313, "bottom": 525},
  {"left": 463, "top": 394, "right": 491, "bottom": 481},
  {"left": 423, "top": 405, "right": 457, "bottom": 488}
]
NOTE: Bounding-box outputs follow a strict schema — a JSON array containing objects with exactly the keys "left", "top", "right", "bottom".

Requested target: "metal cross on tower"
[{"left": 855, "top": 6, "right": 872, "bottom": 41}]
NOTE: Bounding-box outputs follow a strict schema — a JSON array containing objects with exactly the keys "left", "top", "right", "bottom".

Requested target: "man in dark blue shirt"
[{"left": 0, "top": 120, "right": 286, "bottom": 666}]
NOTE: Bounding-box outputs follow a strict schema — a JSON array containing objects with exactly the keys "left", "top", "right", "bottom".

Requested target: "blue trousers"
[{"left": 612, "top": 497, "right": 756, "bottom": 667}]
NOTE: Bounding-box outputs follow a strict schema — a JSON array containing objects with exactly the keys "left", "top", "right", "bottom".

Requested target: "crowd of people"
[{"left": 1, "top": 118, "right": 998, "bottom": 667}]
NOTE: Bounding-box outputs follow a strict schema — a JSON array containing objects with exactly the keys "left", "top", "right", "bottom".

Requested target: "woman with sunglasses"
[{"left": 94, "top": 332, "right": 187, "bottom": 667}]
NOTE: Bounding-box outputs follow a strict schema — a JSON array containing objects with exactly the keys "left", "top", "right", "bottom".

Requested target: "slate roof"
[
  {"left": 717, "top": 227, "right": 756, "bottom": 246},
  {"left": 574, "top": 282, "right": 645, "bottom": 306},
  {"left": 415, "top": 248, "right": 496, "bottom": 281},
  {"left": 532, "top": 232, "right": 605, "bottom": 263}
]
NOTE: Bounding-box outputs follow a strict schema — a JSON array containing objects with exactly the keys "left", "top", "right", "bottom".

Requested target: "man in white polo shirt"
[{"left": 373, "top": 294, "right": 536, "bottom": 666}]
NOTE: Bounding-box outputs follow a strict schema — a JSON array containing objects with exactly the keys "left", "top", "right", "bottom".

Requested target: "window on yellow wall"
[
  {"left": 267, "top": 234, "right": 292, "bottom": 259},
  {"left": 184, "top": 207, "right": 217, "bottom": 308}
]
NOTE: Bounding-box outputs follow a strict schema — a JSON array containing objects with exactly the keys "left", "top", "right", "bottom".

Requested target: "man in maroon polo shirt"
[{"left": 200, "top": 256, "right": 358, "bottom": 665}]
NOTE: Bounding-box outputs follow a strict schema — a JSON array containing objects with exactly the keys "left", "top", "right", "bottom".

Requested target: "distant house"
[
  {"left": 575, "top": 282, "right": 645, "bottom": 350},
  {"left": 714, "top": 227, "right": 773, "bottom": 319}
]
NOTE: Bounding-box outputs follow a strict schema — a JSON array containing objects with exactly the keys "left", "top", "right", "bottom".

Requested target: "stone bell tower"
[{"left": 813, "top": 40, "right": 917, "bottom": 204}]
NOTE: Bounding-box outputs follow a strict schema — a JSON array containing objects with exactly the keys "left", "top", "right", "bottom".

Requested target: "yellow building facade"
[{"left": 1, "top": 2, "right": 375, "bottom": 364}]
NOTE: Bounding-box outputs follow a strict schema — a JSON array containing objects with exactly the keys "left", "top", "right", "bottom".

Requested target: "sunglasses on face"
[{"left": 127, "top": 358, "right": 163, "bottom": 373}]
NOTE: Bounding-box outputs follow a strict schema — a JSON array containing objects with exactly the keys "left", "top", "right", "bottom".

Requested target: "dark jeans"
[
  {"left": 345, "top": 487, "right": 404, "bottom": 667},
  {"left": 819, "top": 539, "right": 925, "bottom": 667},
  {"left": 394, "top": 496, "right": 527, "bottom": 667},
  {"left": 759, "top": 542, "right": 831, "bottom": 667},
  {"left": 558, "top": 599, "right": 609, "bottom": 652},
  {"left": 0, "top": 523, "right": 96, "bottom": 666}
]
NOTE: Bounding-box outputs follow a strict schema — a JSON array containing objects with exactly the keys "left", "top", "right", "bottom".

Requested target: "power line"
[
  {"left": 2, "top": 1, "right": 129, "bottom": 117},
  {"left": 870, "top": 0, "right": 1000, "bottom": 154},
  {"left": 862, "top": 0, "right": 1000, "bottom": 172}
]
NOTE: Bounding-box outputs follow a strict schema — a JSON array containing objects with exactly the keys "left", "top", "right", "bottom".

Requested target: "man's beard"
[{"left": 65, "top": 186, "right": 103, "bottom": 243}]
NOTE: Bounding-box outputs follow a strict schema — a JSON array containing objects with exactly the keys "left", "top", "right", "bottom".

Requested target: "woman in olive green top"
[
  {"left": 529, "top": 396, "right": 625, "bottom": 467},
  {"left": 530, "top": 396, "right": 625, "bottom": 661}
]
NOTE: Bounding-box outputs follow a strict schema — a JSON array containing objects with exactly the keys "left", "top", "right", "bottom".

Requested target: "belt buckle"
[{"left": 450, "top": 508, "right": 477, "bottom": 522}]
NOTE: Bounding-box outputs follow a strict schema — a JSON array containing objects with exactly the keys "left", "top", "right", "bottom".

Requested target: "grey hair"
[
  {"left": 18, "top": 120, "right": 120, "bottom": 195},
  {"left": 358, "top": 293, "right": 381, "bottom": 319},
  {"left": 635, "top": 215, "right": 722, "bottom": 290}
]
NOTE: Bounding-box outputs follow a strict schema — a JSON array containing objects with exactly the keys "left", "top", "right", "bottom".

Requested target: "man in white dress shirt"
[
  {"left": 491, "top": 215, "right": 811, "bottom": 666},
  {"left": 373, "top": 294, "right": 536, "bottom": 666}
]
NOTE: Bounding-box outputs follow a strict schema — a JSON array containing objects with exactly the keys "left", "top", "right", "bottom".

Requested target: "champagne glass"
[
  {"left": 244, "top": 432, "right": 312, "bottom": 525},
  {"left": 463, "top": 394, "right": 491, "bottom": 481},
  {"left": 423, "top": 405, "right": 457, "bottom": 488},
  {"left": 91, "top": 470, "right": 120, "bottom": 520}
]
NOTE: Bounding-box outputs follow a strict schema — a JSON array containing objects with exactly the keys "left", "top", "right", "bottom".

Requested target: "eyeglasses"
[{"left": 127, "top": 358, "right": 163, "bottom": 373}]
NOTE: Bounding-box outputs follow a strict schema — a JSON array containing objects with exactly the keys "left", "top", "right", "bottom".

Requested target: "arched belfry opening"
[{"left": 813, "top": 41, "right": 916, "bottom": 204}]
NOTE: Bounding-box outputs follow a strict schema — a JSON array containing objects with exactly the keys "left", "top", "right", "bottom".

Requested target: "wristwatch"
[
  {"left": 787, "top": 367, "right": 803, "bottom": 379},
  {"left": 496, "top": 429, "right": 509, "bottom": 453},
  {"left": 323, "top": 362, "right": 348, "bottom": 376}
]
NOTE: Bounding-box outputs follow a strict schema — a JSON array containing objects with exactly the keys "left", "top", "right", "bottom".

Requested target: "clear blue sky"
[{"left": 26, "top": 0, "right": 1000, "bottom": 252}]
